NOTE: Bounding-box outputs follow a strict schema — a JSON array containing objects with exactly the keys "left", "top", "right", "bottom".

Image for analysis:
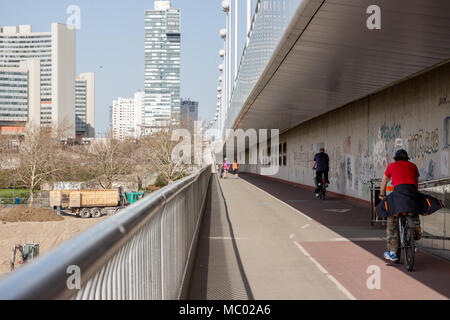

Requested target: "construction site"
[{"left": 0, "top": 207, "right": 108, "bottom": 277}]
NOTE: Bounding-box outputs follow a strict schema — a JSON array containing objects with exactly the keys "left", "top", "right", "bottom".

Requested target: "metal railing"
[
  {"left": 369, "top": 176, "right": 450, "bottom": 226},
  {"left": 0, "top": 165, "right": 212, "bottom": 300}
]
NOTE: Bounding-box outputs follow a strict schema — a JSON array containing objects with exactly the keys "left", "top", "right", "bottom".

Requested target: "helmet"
[{"left": 394, "top": 149, "right": 409, "bottom": 161}]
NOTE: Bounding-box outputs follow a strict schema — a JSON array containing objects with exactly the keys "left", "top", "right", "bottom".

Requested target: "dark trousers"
[{"left": 315, "top": 171, "right": 329, "bottom": 193}]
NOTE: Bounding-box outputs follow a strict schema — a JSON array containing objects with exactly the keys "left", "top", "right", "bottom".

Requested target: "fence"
[{"left": 0, "top": 165, "right": 212, "bottom": 300}]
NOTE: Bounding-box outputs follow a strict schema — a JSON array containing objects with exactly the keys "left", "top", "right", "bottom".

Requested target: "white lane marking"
[
  {"left": 240, "top": 179, "right": 313, "bottom": 221},
  {"left": 289, "top": 234, "right": 295, "bottom": 239},
  {"left": 293, "top": 241, "right": 356, "bottom": 300},
  {"left": 301, "top": 223, "right": 311, "bottom": 229}
]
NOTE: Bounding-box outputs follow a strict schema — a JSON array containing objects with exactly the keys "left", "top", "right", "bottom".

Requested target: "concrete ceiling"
[{"left": 234, "top": 0, "right": 450, "bottom": 132}]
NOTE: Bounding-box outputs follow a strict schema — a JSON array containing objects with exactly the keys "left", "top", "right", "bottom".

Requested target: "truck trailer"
[{"left": 50, "top": 187, "right": 130, "bottom": 218}]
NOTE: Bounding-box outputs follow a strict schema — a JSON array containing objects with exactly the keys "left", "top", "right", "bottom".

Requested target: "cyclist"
[
  {"left": 313, "top": 148, "right": 329, "bottom": 198},
  {"left": 379, "top": 149, "right": 421, "bottom": 262}
]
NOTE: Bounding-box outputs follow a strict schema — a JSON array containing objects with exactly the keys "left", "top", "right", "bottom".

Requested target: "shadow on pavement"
[
  {"left": 187, "top": 174, "right": 254, "bottom": 300},
  {"left": 240, "top": 172, "right": 450, "bottom": 299}
]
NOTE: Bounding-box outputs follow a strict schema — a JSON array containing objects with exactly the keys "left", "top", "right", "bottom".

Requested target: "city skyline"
[{"left": 0, "top": 0, "right": 254, "bottom": 136}]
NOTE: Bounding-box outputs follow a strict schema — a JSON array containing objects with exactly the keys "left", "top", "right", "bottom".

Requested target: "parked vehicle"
[
  {"left": 126, "top": 192, "right": 144, "bottom": 205},
  {"left": 50, "top": 187, "right": 130, "bottom": 218}
]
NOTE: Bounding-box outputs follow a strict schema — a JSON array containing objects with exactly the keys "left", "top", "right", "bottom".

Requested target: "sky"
[{"left": 0, "top": 0, "right": 253, "bottom": 136}]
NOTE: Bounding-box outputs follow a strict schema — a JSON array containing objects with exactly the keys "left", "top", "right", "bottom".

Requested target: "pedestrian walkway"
[{"left": 187, "top": 173, "right": 450, "bottom": 300}]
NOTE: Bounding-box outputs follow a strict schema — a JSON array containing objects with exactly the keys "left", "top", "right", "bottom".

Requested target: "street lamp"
[
  {"left": 219, "top": 29, "right": 227, "bottom": 39},
  {"left": 221, "top": 0, "right": 230, "bottom": 12},
  {"left": 218, "top": 64, "right": 223, "bottom": 72}
]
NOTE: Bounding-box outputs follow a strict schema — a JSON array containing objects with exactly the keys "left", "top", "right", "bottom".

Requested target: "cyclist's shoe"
[
  {"left": 414, "top": 226, "right": 422, "bottom": 240},
  {"left": 384, "top": 250, "right": 399, "bottom": 262}
]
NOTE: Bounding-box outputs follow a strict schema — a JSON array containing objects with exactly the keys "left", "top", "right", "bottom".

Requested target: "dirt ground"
[
  {"left": 0, "top": 211, "right": 107, "bottom": 278},
  {"left": 0, "top": 207, "right": 64, "bottom": 223}
]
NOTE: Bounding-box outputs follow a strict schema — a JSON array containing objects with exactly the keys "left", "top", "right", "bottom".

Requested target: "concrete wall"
[{"left": 242, "top": 62, "right": 450, "bottom": 201}]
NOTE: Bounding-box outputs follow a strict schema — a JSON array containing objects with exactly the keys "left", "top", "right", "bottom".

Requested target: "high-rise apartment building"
[
  {"left": 0, "top": 59, "right": 41, "bottom": 134},
  {"left": 0, "top": 23, "right": 76, "bottom": 138},
  {"left": 75, "top": 73, "right": 95, "bottom": 138},
  {"left": 144, "top": 1, "right": 181, "bottom": 135},
  {"left": 180, "top": 99, "right": 198, "bottom": 133},
  {"left": 111, "top": 91, "right": 144, "bottom": 140}
]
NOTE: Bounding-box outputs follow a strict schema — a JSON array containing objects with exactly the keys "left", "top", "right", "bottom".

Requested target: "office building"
[
  {"left": 180, "top": 99, "right": 198, "bottom": 133},
  {"left": 75, "top": 73, "right": 95, "bottom": 138},
  {"left": 144, "top": 1, "right": 181, "bottom": 134},
  {"left": 0, "top": 23, "right": 76, "bottom": 138}
]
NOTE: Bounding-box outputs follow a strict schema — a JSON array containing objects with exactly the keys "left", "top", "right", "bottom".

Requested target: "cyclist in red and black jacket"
[{"left": 378, "top": 149, "right": 428, "bottom": 261}]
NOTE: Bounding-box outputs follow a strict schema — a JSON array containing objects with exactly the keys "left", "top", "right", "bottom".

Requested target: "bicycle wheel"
[
  {"left": 395, "top": 235, "right": 402, "bottom": 265},
  {"left": 402, "top": 219, "right": 415, "bottom": 272}
]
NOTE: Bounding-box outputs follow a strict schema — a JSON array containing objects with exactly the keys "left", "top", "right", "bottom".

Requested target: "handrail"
[
  {"left": 369, "top": 176, "right": 450, "bottom": 190},
  {"left": 0, "top": 165, "right": 212, "bottom": 300},
  {"left": 418, "top": 176, "right": 450, "bottom": 188}
]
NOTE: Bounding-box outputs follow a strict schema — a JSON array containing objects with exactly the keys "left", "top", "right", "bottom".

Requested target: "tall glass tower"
[{"left": 144, "top": 1, "right": 181, "bottom": 134}]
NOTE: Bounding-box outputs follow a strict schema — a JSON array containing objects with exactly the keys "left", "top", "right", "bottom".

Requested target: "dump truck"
[{"left": 50, "top": 187, "right": 130, "bottom": 218}]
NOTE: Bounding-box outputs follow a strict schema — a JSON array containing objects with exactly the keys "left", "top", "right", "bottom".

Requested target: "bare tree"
[
  {"left": 140, "top": 125, "right": 192, "bottom": 185},
  {"left": 14, "top": 125, "right": 65, "bottom": 207},
  {"left": 87, "top": 133, "right": 133, "bottom": 189}
]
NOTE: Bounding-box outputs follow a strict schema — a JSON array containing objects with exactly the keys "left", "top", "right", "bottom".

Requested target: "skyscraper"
[
  {"left": 144, "top": 1, "right": 181, "bottom": 135},
  {"left": 0, "top": 24, "right": 76, "bottom": 138}
]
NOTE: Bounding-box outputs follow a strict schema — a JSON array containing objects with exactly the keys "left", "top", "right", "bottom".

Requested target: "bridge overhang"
[{"left": 234, "top": 0, "right": 450, "bottom": 133}]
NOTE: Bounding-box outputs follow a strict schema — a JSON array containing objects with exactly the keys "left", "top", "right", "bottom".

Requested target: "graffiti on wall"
[
  {"left": 346, "top": 155, "right": 354, "bottom": 189},
  {"left": 441, "top": 151, "right": 449, "bottom": 177},
  {"left": 380, "top": 122, "right": 402, "bottom": 143},
  {"left": 438, "top": 96, "right": 450, "bottom": 106},
  {"left": 343, "top": 136, "right": 351, "bottom": 153},
  {"left": 408, "top": 129, "right": 439, "bottom": 159},
  {"left": 358, "top": 140, "right": 371, "bottom": 185},
  {"left": 419, "top": 159, "right": 436, "bottom": 180},
  {"left": 371, "top": 122, "right": 405, "bottom": 171}
]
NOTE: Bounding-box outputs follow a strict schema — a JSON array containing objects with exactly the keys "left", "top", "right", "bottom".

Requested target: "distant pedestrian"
[
  {"left": 223, "top": 159, "right": 230, "bottom": 179},
  {"left": 233, "top": 161, "right": 239, "bottom": 178}
]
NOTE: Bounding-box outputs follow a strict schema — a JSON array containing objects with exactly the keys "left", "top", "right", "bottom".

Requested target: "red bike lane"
[{"left": 241, "top": 173, "right": 450, "bottom": 300}]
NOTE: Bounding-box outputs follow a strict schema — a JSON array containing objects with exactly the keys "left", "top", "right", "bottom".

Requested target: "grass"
[{"left": 0, "top": 189, "right": 30, "bottom": 204}]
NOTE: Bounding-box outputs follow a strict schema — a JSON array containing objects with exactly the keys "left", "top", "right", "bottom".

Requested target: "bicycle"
[
  {"left": 317, "top": 178, "right": 327, "bottom": 200},
  {"left": 395, "top": 212, "right": 416, "bottom": 272}
]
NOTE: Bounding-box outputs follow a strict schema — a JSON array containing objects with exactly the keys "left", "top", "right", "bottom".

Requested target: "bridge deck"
[{"left": 187, "top": 173, "right": 450, "bottom": 300}]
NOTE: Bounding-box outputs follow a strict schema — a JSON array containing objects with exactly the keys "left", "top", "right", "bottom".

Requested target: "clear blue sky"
[{"left": 0, "top": 0, "right": 253, "bottom": 135}]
